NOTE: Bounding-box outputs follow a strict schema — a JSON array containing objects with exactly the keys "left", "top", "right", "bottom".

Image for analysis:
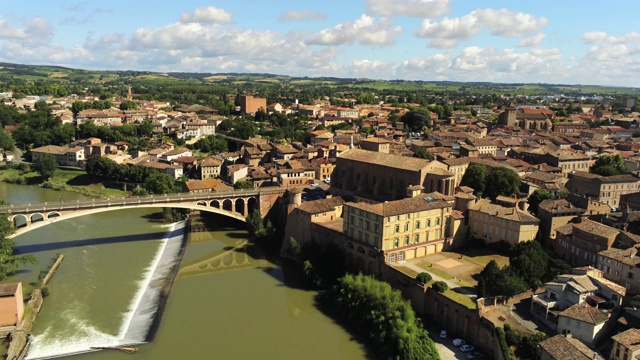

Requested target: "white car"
[
  {"left": 453, "top": 338, "right": 466, "bottom": 347},
  {"left": 460, "top": 344, "right": 475, "bottom": 352},
  {"left": 439, "top": 330, "right": 447, "bottom": 339}
]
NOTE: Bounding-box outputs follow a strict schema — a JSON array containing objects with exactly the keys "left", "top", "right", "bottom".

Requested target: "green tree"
[
  {"left": 416, "top": 272, "right": 432, "bottom": 285},
  {"left": 413, "top": 148, "right": 434, "bottom": 160},
  {"left": 119, "top": 100, "right": 138, "bottom": 110},
  {"left": 590, "top": 154, "right": 627, "bottom": 176},
  {"left": 401, "top": 110, "right": 431, "bottom": 132},
  {"left": 0, "top": 132, "right": 15, "bottom": 151},
  {"left": 144, "top": 173, "right": 179, "bottom": 194},
  {"left": 510, "top": 241, "right": 548, "bottom": 290},
  {"left": 484, "top": 167, "right": 521, "bottom": 199},
  {"left": 33, "top": 153, "right": 58, "bottom": 179},
  {"left": 432, "top": 281, "right": 448, "bottom": 293},
  {"left": 0, "top": 213, "right": 37, "bottom": 281},
  {"left": 234, "top": 180, "right": 254, "bottom": 189},
  {"left": 528, "top": 189, "right": 554, "bottom": 214},
  {"left": 460, "top": 163, "right": 488, "bottom": 196}
]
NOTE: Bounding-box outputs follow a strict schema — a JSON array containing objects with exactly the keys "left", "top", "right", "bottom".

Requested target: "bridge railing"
[{"left": 0, "top": 187, "right": 281, "bottom": 214}]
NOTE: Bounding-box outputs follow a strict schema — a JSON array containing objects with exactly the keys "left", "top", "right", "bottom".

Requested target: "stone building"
[
  {"left": 0, "top": 283, "right": 23, "bottom": 327},
  {"left": 330, "top": 149, "right": 454, "bottom": 202},
  {"left": 565, "top": 172, "right": 640, "bottom": 209},
  {"left": 360, "top": 137, "right": 390, "bottom": 153},
  {"left": 537, "top": 199, "right": 586, "bottom": 244},
  {"left": 554, "top": 219, "right": 620, "bottom": 267},
  {"left": 239, "top": 95, "right": 266, "bottom": 115},
  {"left": 611, "top": 328, "right": 640, "bottom": 360},
  {"left": 468, "top": 199, "right": 539, "bottom": 247},
  {"left": 342, "top": 192, "right": 462, "bottom": 264}
]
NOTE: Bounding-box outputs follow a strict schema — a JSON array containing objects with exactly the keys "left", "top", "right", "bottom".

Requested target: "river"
[{"left": 0, "top": 183, "right": 368, "bottom": 359}]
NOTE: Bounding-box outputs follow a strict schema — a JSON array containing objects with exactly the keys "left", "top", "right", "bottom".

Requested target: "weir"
[{"left": 25, "top": 222, "right": 187, "bottom": 360}]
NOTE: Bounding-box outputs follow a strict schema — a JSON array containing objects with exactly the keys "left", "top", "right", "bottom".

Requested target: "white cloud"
[
  {"left": 518, "top": 33, "right": 545, "bottom": 47},
  {"left": 365, "top": 0, "right": 450, "bottom": 18},
  {"left": 417, "top": 8, "right": 548, "bottom": 48},
  {"left": 279, "top": 10, "right": 326, "bottom": 21},
  {"left": 179, "top": 6, "right": 232, "bottom": 24},
  {"left": 306, "top": 14, "right": 402, "bottom": 46},
  {"left": 583, "top": 31, "right": 640, "bottom": 44},
  {"left": 582, "top": 31, "right": 607, "bottom": 44}
]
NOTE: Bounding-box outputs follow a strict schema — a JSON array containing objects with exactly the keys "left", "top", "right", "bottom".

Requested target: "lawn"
[{"left": 0, "top": 167, "right": 126, "bottom": 199}]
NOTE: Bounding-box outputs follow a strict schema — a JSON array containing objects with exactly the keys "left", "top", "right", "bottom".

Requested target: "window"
[
  {"left": 414, "top": 234, "right": 420, "bottom": 243},
  {"left": 404, "top": 236, "right": 409, "bottom": 246},
  {"left": 415, "top": 221, "right": 421, "bottom": 229},
  {"left": 389, "top": 253, "right": 397, "bottom": 263},
  {"left": 398, "top": 251, "right": 405, "bottom": 262},
  {"left": 374, "top": 224, "right": 380, "bottom": 234},
  {"left": 365, "top": 221, "right": 370, "bottom": 231},
  {"left": 395, "top": 225, "right": 400, "bottom": 233},
  {"left": 436, "top": 217, "right": 440, "bottom": 225},
  {"left": 385, "top": 227, "right": 390, "bottom": 236},
  {"left": 628, "top": 272, "right": 634, "bottom": 280},
  {"left": 393, "top": 238, "right": 400, "bottom": 248},
  {"left": 404, "top": 224, "right": 409, "bottom": 232},
  {"left": 427, "top": 219, "right": 431, "bottom": 227}
]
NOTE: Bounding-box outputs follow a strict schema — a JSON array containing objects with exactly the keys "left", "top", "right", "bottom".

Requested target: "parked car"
[
  {"left": 453, "top": 338, "right": 466, "bottom": 346},
  {"left": 466, "top": 351, "right": 484, "bottom": 359},
  {"left": 439, "top": 330, "right": 447, "bottom": 339},
  {"left": 460, "top": 344, "right": 475, "bottom": 352}
]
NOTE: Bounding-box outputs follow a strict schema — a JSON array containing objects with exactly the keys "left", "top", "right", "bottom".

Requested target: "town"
[{"left": 2, "top": 66, "right": 640, "bottom": 360}]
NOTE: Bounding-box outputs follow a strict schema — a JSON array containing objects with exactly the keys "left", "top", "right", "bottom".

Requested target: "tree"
[
  {"left": 33, "top": 153, "right": 58, "bottom": 179},
  {"left": 144, "top": 173, "right": 179, "bottom": 194},
  {"left": 510, "top": 241, "right": 549, "bottom": 290},
  {"left": 119, "top": 100, "right": 138, "bottom": 110},
  {"left": 0, "top": 213, "right": 37, "bottom": 281},
  {"left": 0, "top": 132, "right": 15, "bottom": 152},
  {"left": 460, "top": 163, "right": 488, "bottom": 196},
  {"left": 590, "top": 154, "right": 627, "bottom": 176},
  {"left": 484, "top": 167, "right": 521, "bottom": 199},
  {"left": 234, "top": 180, "right": 254, "bottom": 189},
  {"left": 528, "top": 189, "right": 554, "bottom": 214},
  {"left": 432, "top": 281, "right": 448, "bottom": 293},
  {"left": 413, "top": 148, "right": 434, "bottom": 160},
  {"left": 416, "top": 272, "right": 432, "bottom": 285},
  {"left": 401, "top": 110, "right": 431, "bottom": 132}
]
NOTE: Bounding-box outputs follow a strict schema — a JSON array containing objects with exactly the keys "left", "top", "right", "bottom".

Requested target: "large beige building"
[
  {"left": 565, "top": 171, "right": 640, "bottom": 209},
  {"left": 342, "top": 192, "right": 463, "bottom": 263},
  {"left": 468, "top": 199, "right": 539, "bottom": 247}
]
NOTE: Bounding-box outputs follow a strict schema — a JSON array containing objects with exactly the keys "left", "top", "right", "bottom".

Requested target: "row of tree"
[
  {"left": 319, "top": 273, "right": 440, "bottom": 360},
  {"left": 85, "top": 155, "right": 180, "bottom": 194}
]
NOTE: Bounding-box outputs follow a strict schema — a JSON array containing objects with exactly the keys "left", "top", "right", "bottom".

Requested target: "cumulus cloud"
[
  {"left": 582, "top": 31, "right": 640, "bottom": 44},
  {"left": 365, "top": 0, "right": 450, "bottom": 18},
  {"left": 306, "top": 14, "right": 402, "bottom": 46},
  {"left": 518, "top": 33, "right": 545, "bottom": 47},
  {"left": 279, "top": 10, "right": 326, "bottom": 21},
  {"left": 179, "top": 6, "right": 232, "bottom": 24},
  {"left": 417, "top": 8, "right": 548, "bottom": 48}
]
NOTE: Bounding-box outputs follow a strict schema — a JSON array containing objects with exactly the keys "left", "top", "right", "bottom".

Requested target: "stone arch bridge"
[{"left": 0, "top": 187, "right": 287, "bottom": 238}]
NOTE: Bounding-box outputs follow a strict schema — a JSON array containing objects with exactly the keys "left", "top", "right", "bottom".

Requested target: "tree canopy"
[
  {"left": 401, "top": 109, "right": 431, "bottom": 132},
  {"left": 484, "top": 167, "right": 521, "bottom": 199},
  {"left": 413, "top": 148, "right": 434, "bottom": 160},
  {"left": 0, "top": 212, "right": 36, "bottom": 281},
  {"left": 590, "top": 154, "right": 627, "bottom": 176},
  {"left": 528, "top": 189, "right": 554, "bottom": 215},
  {"left": 460, "top": 163, "right": 488, "bottom": 196},
  {"left": 33, "top": 153, "right": 58, "bottom": 179}
]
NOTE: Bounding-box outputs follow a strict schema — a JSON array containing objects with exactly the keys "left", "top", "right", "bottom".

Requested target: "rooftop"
[
  {"left": 338, "top": 149, "right": 432, "bottom": 172},
  {"left": 559, "top": 302, "right": 609, "bottom": 325}
]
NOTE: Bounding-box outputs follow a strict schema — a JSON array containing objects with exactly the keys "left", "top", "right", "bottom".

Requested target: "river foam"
[{"left": 26, "top": 221, "right": 186, "bottom": 360}]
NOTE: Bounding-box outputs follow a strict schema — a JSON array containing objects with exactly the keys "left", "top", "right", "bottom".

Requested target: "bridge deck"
[{"left": 0, "top": 187, "right": 286, "bottom": 214}]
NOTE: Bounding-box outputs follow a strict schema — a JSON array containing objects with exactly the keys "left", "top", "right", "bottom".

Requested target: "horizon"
[{"left": 1, "top": 1, "right": 639, "bottom": 87}]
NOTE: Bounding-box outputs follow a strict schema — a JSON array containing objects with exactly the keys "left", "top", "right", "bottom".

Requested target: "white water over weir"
[{"left": 26, "top": 221, "right": 187, "bottom": 360}]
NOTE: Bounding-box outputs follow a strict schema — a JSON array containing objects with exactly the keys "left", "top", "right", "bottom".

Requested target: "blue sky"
[{"left": 2, "top": 0, "right": 640, "bottom": 86}]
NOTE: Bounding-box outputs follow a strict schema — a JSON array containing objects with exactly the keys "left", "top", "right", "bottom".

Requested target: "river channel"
[{"left": 0, "top": 183, "right": 368, "bottom": 359}]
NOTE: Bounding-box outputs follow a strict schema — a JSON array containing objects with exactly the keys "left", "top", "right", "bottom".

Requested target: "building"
[
  {"left": 565, "top": 172, "right": 640, "bottom": 209},
  {"left": 539, "top": 334, "right": 604, "bottom": 360},
  {"left": 283, "top": 194, "right": 346, "bottom": 248},
  {"left": 0, "top": 283, "right": 23, "bottom": 327},
  {"left": 331, "top": 149, "right": 455, "bottom": 202},
  {"left": 239, "top": 95, "right": 267, "bottom": 115},
  {"left": 543, "top": 151, "right": 592, "bottom": 178},
  {"left": 31, "top": 145, "right": 86, "bottom": 168},
  {"left": 610, "top": 328, "right": 640, "bottom": 360},
  {"left": 467, "top": 199, "right": 539, "bottom": 247},
  {"left": 182, "top": 179, "right": 233, "bottom": 193},
  {"left": 342, "top": 192, "right": 462, "bottom": 264},
  {"left": 498, "top": 107, "right": 553, "bottom": 131},
  {"left": 537, "top": 199, "right": 586, "bottom": 243},
  {"left": 197, "top": 157, "right": 223, "bottom": 180},
  {"left": 360, "top": 137, "right": 390, "bottom": 153},
  {"left": 311, "top": 158, "right": 334, "bottom": 181},
  {"left": 597, "top": 246, "right": 640, "bottom": 295},
  {"left": 277, "top": 168, "right": 316, "bottom": 187},
  {"left": 557, "top": 302, "right": 610, "bottom": 346},
  {"left": 554, "top": 219, "right": 620, "bottom": 267}
]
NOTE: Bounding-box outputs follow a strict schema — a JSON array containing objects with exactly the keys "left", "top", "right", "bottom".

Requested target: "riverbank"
[{"left": 6, "top": 255, "right": 65, "bottom": 360}]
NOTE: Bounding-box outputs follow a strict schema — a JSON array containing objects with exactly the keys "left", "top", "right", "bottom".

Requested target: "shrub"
[
  {"left": 416, "top": 272, "right": 432, "bottom": 285},
  {"left": 496, "top": 327, "right": 512, "bottom": 360},
  {"left": 432, "top": 281, "right": 448, "bottom": 293},
  {"left": 41, "top": 287, "right": 50, "bottom": 297}
]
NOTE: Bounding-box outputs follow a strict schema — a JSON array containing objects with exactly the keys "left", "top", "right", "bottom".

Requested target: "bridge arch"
[
  {"left": 247, "top": 197, "right": 258, "bottom": 215},
  {"left": 210, "top": 200, "right": 221, "bottom": 209},
  {"left": 235, "top": 198, "right": 246, "bottom": 217},
  {"left": 11, "top": 214, "right": 28, "bottom": 229},
  {"left": 30, "top": 213, "right": 45, "bottom": 223},
  {"left": 222, "top": 199, "right": 233, "bottom": 212},
  {"left": 196, "top": 200, "right": 208, "bottom": 207},
  {"left": 47, "top": 211, "right": 61, "bottom": 219}
]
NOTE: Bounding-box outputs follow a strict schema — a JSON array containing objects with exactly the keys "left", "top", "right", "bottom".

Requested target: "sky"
[{"left": 1, "top": 0, "right": 640, "bottom": 86}]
